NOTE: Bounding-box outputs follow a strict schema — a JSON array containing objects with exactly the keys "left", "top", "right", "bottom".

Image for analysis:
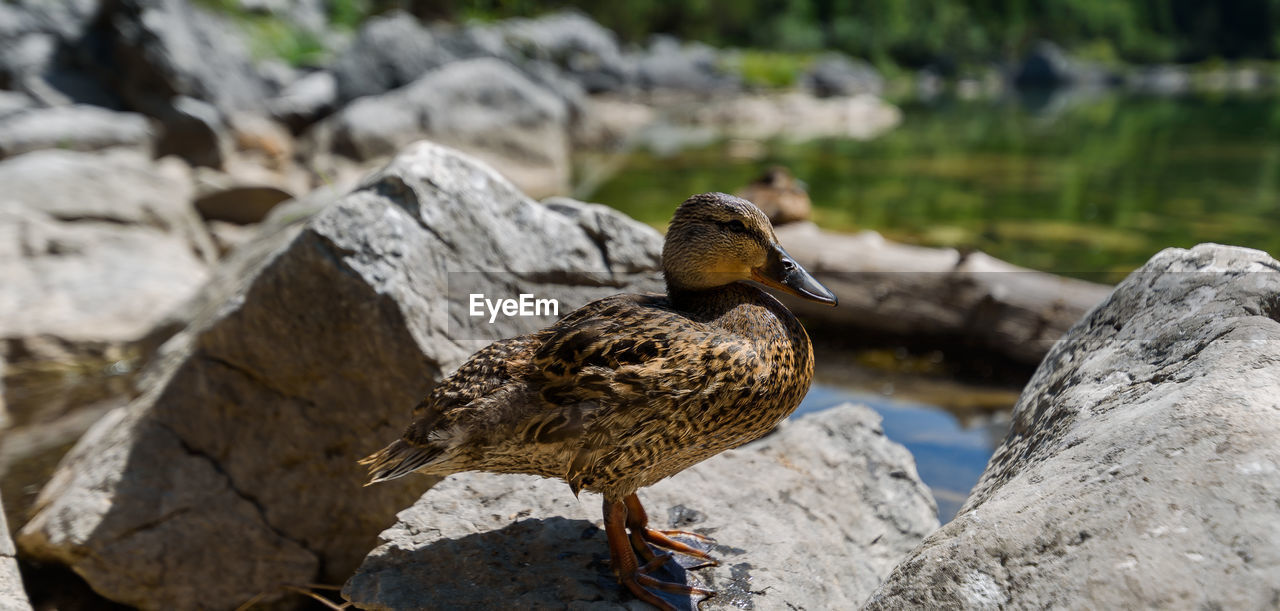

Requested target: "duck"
[
  {"left": 736, "top": 165, "right": 812, "bottom": 225},
  {"left": 361, "top": 192, "right": 837, "bottom": 609}
]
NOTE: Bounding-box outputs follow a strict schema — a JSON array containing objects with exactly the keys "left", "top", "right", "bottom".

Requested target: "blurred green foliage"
[
  {"left": 194, "top": 0, "right": 331, "bottom": 65},
  {"left": 243, "top": 18, "right": 329, "bottom": 65},
  {"left": 729, "top": 50, "right": 818, "bottom": 88},
  {"left": 199, "top": 0, "right": 1280, "bottom": 70},
  {"left": 386, "top": 0, "right": 1280, "bottom": 69},
  {"left": 582, "top": 95, "right": 1280, "bottom": 280}
]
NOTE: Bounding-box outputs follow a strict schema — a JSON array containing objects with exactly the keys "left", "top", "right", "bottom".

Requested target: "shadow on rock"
[{"left": 344, "top": 516, "right": 708, "bottom": 611}]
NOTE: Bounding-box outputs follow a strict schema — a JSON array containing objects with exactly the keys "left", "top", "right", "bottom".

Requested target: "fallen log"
[{"left": 774, "top": 222, "right": 1113, "bottom": 365}]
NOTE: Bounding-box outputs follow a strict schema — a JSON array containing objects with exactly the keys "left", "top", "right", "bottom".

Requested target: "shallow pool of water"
[{"left": 796, "top": 380, "right": 1009, "bottom": 522}]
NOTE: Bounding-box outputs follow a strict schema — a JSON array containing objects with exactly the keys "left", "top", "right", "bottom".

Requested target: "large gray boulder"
[
  {"left": 324, "top": 58, "right": 571, "bottom": 198},
  {"left": 492, "top": 10, "right": 632, "bottom": 94},
  {"left": 97, "top": 0, "right": 269, "bottom": 114},
  {"left": 0, "top": 105, "right": 153, "bottom": 160},
  {"left": 17, "top": 141, "right": 664, "bottom": 610},
  {"left": 802, "top": 53, "right": 884, "bottom": 98},
  {"left": 330, "top": 11, "right": 455, "bottom": 104},
  {"left": 0, "top": 0, "right": 116, "bottom": 107},
  {"left": 343, "top": 404, "right": 939, "bottom": 610},
  {"left": 866, "top": 243, "right": 1280, "bottom": 609},
  {"left": 633, "top": 36, "right": 740, "bottom": 94},
  {"left": 268, "top": 69, "right": 338, "bottom": 131},
  {"left": 0, "top": 149, "right": 212, "bottom": 361},
  {"left": 1, "top": 493, "right": 33, "bottom": 611}
]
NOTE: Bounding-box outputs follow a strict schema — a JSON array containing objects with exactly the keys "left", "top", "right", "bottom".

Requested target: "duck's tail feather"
[{"left": 359, "top": 439, "right": 444, "bottom": 484}]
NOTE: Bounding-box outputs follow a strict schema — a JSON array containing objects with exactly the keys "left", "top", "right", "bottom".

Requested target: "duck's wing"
[
  {"left": 529, "top": 294, "right": 760, "bottom": 494},
  {"left": 360, "top": 334, "right": 538, "bottom": 481}
]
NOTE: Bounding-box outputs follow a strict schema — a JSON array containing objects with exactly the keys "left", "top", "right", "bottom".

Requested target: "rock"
[
  {"left": 570, "top": 96, "right": 655, "bottom": 150},
  {"left": 680, "top": 92, "right": 900, "bottom": 142},
  {"left": 192, "top": 172, "right": 293, "bottom": 225},
  {"left": 0, "top": 149, "right": 213, "bottom": 361},
  {"left": 227, "top": 112, "right": 295, "bottom": 170},
  {"left": 773, "top": 222, "right": 1111, "bottom": 365},
  {"left": 17, "top": 141, "right": 664, "bottom": 610},
  {"left": 267, "top": 69, "right": 338, "bottom": 131},
  {"left": 1, "top": 494, "right": 33, "bottom": 611},
  {"left": 325, "top": 58, "right": 571, "bottom": 198},
  {"left": 235, "top": 0, "right": 328, "bottom": 34},
  {"left": 218, "top": 112, "right": 310, "bottom": 199},
  {"left": 802, "top": 53, "right": 884, "bottom": 97},
  {"left": 152, "top": 95, "right": 228, "bottom": 168},
  {"left": 867, "top": 244, "right": 1280, "bottom": 609},
  {"left": 0, "top": 105, "right": 154, "bottom": 160},
  {"left": 330, "top": 11, "right": 454, "bottom": 104},
  {"left": 0, "top": 354, "right": 6, "bottom": 431},
  {"left": 0, "top": 92, "right": 35, "bottom": 118},
  {"left": 0, "top": 0, "right": 118, "bottom": 107},
  {"left": 1011, "top": 39, "right": 1120, "bottom": 89},
  {"left": 343, "top": 404, "right": 938, "bottom": 610},
  {"left": 0, "top": 149, "right": 212, "bottom": 260},
  {"left": 2, "top": 0, "right": 99, "bottom": 41},
  {"left": 633, "top": 36, "right": 739, "bottom": 94},
  {"left": 511, "top": 58, "right": 589, "bottom": 124},
  {"left": 206, "top": 219, "right": 258, "bottom": 257},
  {"left": 1127, "top": 64, "right": 1191, "bottom": 95},
  {"left": 494, "top": 10, "right": 632, "bottom": 94},
  {"left": 96, "top": 0, "right": 269, "bottom": 114},
  {"left": 0, "top": 149, "right": 210, "bottom": 537}
]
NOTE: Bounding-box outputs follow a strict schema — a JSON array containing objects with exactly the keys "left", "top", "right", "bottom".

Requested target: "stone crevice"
[{"left": 151, "top": 419, "right": 322, "bottom": 566}]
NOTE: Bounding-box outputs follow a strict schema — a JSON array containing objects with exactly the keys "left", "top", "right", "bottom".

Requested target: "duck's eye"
[{"left": 726, "top": 219, "right": 748, "bottom": 233}]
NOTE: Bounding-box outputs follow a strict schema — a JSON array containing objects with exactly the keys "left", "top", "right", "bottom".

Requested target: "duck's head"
[{"left": 663, "top": 192, "right": 837, "bottom": 306}]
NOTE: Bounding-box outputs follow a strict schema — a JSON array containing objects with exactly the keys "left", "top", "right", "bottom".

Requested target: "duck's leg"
[
  {"left": 623, "top": 493, "right": 717, "bottom": 564},
  {"left": 604, "top": 499, "right": 713, "bottom": 610}
]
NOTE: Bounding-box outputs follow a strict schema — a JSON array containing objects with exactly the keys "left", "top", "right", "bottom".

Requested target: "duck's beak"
[{"left": 751, "top": 244, "right": 838, "bottom": 306}]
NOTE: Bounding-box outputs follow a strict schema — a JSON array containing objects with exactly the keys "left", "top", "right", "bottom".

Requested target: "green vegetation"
[
  {"left": 201, "top": 0, "right": 1280, "bottom": 72},
  {"left": 407, "top": 0, "right": 1280, "bottom": 71},
  {"left": 242, "top": 18, "right": 329, "bottom": 66},
  {"left": 727, "top": 50, "right": 817, "bottom": 88},
  {"left": 193, "top": 0, "right": 332, "bottom": 65},
  {"left": 580, "top": 95, "right": 1280, "bottom": 281}
]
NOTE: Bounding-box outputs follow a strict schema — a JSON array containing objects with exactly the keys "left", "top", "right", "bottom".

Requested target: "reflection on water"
[
  {"left": 795, "top": 381, "right": 1010, "bottom": 522},
  {"left": 797, "top": 344, "right": 1020, "bottom": 522},
  {"left": 582, "top": 94, "right": 1280, "bottom": 282}
]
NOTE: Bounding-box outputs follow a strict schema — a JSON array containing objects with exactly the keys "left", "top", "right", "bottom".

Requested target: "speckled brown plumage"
[{"left": 362, "top": 192, "right": 836, "bottom": 609}]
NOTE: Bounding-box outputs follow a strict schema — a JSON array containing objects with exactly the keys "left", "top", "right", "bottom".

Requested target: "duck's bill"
[{"left": 751, "top": 245, "right": 839, "bottom": 306}]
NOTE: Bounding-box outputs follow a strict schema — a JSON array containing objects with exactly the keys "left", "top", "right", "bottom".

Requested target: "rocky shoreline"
[
  {"left": 2, "top": 3, "right": 1279, "bottom": 609},
  {"left": 2, "top": 139, "right": 1277, "bottom": 610}
]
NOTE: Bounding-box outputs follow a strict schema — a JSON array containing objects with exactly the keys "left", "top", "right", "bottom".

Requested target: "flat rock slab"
[
  {"left": 344, "top": 403, "right": 939, "bottom": 610},
  {"left": 866, "top": 244, "right": 1280, "bottom": 609},
  {"left": 0, "top": 149, "right": 212, "bottom": 352},
  {"left": 0, "top": 105, "right": 153, "bottom": 160}
]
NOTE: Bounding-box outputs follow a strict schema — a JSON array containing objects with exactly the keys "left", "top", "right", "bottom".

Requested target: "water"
[
  {"left": 581, "top": 93, "right": 1280, "bottom": 283},
  {"left": 581, "top": 93, "right": 1280, "bottom": 520},
  {"left": 795, "top": 382, "right": 1008, "bottom": 522}
]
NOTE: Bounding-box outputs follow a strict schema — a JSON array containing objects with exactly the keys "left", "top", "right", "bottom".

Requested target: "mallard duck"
[
  {"left": 362, "top": 192, "right": 836, "bottom": 609},
  {"left": 737, "top": 165, "right": 812, "bottom": 225}
]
